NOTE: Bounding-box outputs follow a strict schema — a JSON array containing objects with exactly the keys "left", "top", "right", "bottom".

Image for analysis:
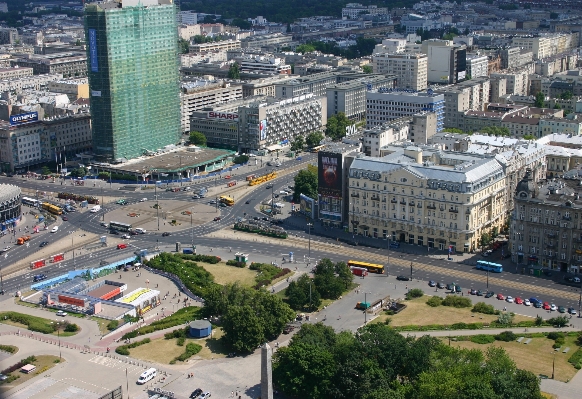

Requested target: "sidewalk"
[{"left": 400, "top": 326, "right": 576, "bottom": 337}]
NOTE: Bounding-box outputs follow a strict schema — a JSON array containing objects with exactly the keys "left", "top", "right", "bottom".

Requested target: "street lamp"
[
  {"left": 307, "top": 223, "right": 313, "bottom": 261},
  {"left": 51, "top": 321, "right": 62, "bottom": 360},
  {"left": 364, "top": 291, "right": 371, "bottom": 324},
  {"left": 190, "top": 207, "right": 194, "bottom": 250}
]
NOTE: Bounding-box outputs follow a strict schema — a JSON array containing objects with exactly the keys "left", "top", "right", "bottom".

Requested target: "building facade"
[
  {"left": 372, "top": 52, "right": 428, "bottom": 91},
  {"left": 85, "top": 0, "right": 181, "bottom": 161},
  {"left": 14, "top": 53, "right": 87, "bottom": 78},
  {"left": 326, "top": 75, "right": 395, "bottom": 120}
]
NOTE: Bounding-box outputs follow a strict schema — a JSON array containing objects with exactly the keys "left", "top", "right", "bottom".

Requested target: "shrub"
[
  {"left": 107, "top": 320, "right": 119, "bottom": 331},
  {"left": 174, "top": 342, "right": 202, "bottom": 362},
  {"left": 64, "top": 323, "right": 79, "bottom": 332},
  {"left": 471, "top": 334, "right": 495, "bottom": 344},
  {"left": 164, "top": 328, "right": 188, "bottom": 340},
  {"left": 0, "top": 312, "right": 57, "bottom": 334},
  {"left": 406, "top": 288, "right": 424, "bottom": 299},
  {"left": 494, "top": 331, "right": 516, "bottom": 342},
  {"left": 115, "top": 338, "right": 151, "bottom": 355},
  {"left": 548, "top": 316, "right": 569, "bottom": 328},
  {"left": 177, "top": 337, "right": 185, "bottom": 346},
  {"left": 569, "top": 348, "right": 582, "bottom": 369},
  {"left": 553, "top": 337, "right": 565, "bottom": 349},
  {"left": 179, "top": 253, "right": 221, "bottom": 264},
  {"left": 442, "top": 296, "right": 472, "bottom": 308},
  {"left": 472, "top": 302, "right": 496, "bottom": 315},
  {"left": 547, "top": 332, "right": 565, "bottom": 340},
  {"left": 226, "top": 260, "right": 246, "bottom": 268},
  {"left": 0, "top": 345, "right": 16, "bottom": 354},
  {"left": 426, "top": 296, "right": 443, "bottom": 307},
  {"left": 496, "top": 312, "right": 514, "bottom": 326},
  {"left": 535, "top": 315, "right": 544, "bottom": 326}
]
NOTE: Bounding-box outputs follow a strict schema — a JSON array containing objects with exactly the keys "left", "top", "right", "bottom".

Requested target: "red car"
[
  {"left": 515, "top": 297, "right": 524, "bottom": 305},
  {"left": 543, "top": 302, "right": 551, "bottom": 310},
  {"left": 496, "top": 293, "right": 505, "bottom": 300},
  {"left": 213, "top": 216, "right": 221, "bottom": 221},
  {"left": 117, "top": 243, "right": 127, "bottom": 249}
]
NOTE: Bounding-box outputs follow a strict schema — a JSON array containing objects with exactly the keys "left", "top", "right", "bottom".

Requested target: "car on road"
[
  {"left": 515, "top": 297, "right": 523, "bottom": 305},
  {"left": 469, "top": 289, "right": 477, "bottom": 295},
  {"left": 245, "top": 200, "right": 251, "bottom": 204},
  {"left": 482, "top": 250, "right": 493, "bottom": 257},
  {"left": 1, "top": 246, "right": 11, "bottom": 253},
  {"left": 428, "top": 280, "right": 436, "bottom": 287},
  {"left": 100, "top": 222, "right": 108, "bottom": 227},
  {"left": 192, "top": 195, "right": 200, "bottom": 199},
  {"left": 161, "top": 232, "right": 171, "bottom": 237},
  {"left": 506, "top": 296, "right": 514, "bottom": 303},
  {"left": 110, "top": 230, "right": 119, "bottom": 235},
  {"left": 121, "top": 234, "right": 131, "bottom": 239},
  {"left": 568, "top": 307, "right": 577, "bottom": 315},
  {"left": 496, "top": 293, "right": 505, "bottom": 300},
  {"left": 130, "top": 230, "right": 138, "bottom": 235},
  {"left": 139, "top": 198, "right": 147, "bottom": 202},
  {"left": 558, "top": 306, "right": 566, "bottom": 313},
  {"left": 50, "top": 226, "right": 58, "bottom": 233},
  {"left": 265, "top": 184, "right": 273, "bottom": 189},
  {"left": 219, "top": 202, "right": 227, "bottom": 207},
  {"left": 56, "top": 310, "right": 67, "bottom": 317},
  {"left": 437, "top": 282, "right": 446, "bottom": 289},
  {"left": 61, "top": 215, "right": 68, "bottom": 221},
  {"left": 0, "top": 373, "right": 7, "bottom": 381},
  {"left": 39, "top": 241, "right": 49, "bottom": 247},
  {"left": 190, "top": 389, "right": 203, "bottom": 399},
  {"left": 253, "top": 216, "right": 260, "bottom": 220},
  {"left": 199, "top": 393, "right": 211, "bottom": 399},
  {"left": 213, "top": 217, "right": 221, "bottom": 221},
  {"left": 396, "top": 275, "right": 410, "bottom": 281},
  {"left": 33, "top": 274, "right": 47, "bottom": 282},
  {"left": 116, "top": 199, "right": 127, "bottom": 205},
  {"left": 542, "top": 302, "right": 551, "bottom": 310},
  {"left": 524, "top": 299, "right": 531, "bottom": 306},
  {"left": 209, "top": 200, "right": 216, "bottom": 204},
  {"left": 550, "top": 303, "right": 557, "bottom": 311},
  {"left": 262, "top": 217, "right": 269, "bottom": 221}
]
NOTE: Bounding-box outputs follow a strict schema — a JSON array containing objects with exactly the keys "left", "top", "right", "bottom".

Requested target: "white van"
[
  {"left": 134, "top": 228, "right": 146, "bottom": 234},
  {"left": 137, "top": 368, "right": 156, "bottom": 384},
  {"left": 90, "top": 205, "right": 101, "bottom": 213}
]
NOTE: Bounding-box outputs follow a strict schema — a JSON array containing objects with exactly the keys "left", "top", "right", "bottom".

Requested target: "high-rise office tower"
[{"left": 85, "top": 0, "right": 181, "bottom": 161}]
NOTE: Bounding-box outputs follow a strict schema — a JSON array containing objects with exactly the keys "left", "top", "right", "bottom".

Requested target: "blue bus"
[{"left": 476, "top": 260, "right": 503, "bottom": 273}]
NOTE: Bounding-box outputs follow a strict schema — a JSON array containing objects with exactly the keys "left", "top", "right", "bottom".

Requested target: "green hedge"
[
  {"left": 226, "top": 260, "right": 246, "bottom": 268},
  {"left": 115, "top": 338, "right": 151, "bottom": 355},
  {"left": 406, "top": 289, "right": 424, "bottom": 299},
  {"left": 471, "top": 334, "right": 496, "bottom": 344},
  {"left": 426, "top": 296, "right": 442, "bottom": 307},
  {"left": 394, "top": 322, "right": 484, "bottom": 332},
  {"left": 250, "top": 262, "right": 292, "bottom": 289},
  {"left": 122, "top": 307, "right": 201, "bottom": 340},
  {"left": 64, "top": 323, "right": 79, "bottom": 332},
  {"left": 442, "top": 296, "right": 472, "bottom": 308},
  {"left": 174, "top": 342, "right": 202, "bottom": 362},
  {"left": 179, "top": 254, "right": 221, "bottom": 264},
  {"left": 0, "top": 312, "right": 56, "bottom": 334},
  {"left": 569, "top": 348, "right": 582, "bottom": 369},
  {"left": 0, "top": 345, "right": 16, "bottom": 354},
  {"left": 472, "top": 302, "right": 497, "bottom": 315},
  {"left": 494, "top": 331, "right": 516, "bottom": 342}
]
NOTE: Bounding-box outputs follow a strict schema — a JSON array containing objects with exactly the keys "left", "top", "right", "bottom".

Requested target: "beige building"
[
  {"left": 47, "top": 78, "right": 89, "bottom": 101},
  {"left": 347, "top": 148, "right": 507, "bottom": 252},
  {"left": 189, "top": 40, "right": 241, "bottom": 53},
  {"left": 372, "top": 52, "right": 428, "bottom": 91},
  {"left": 0, "top": 67, "right": 34, "bottom": 80},
  {"left": 511, "top": 33, "right": 578, "bottom": 60}
]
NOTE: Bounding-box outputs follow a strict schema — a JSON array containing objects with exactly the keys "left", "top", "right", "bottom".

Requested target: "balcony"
[
  {"left": 466, "top": 209, "right": 471, "bottom": 214},
  {"left": 350, "top": 192, "right": 359, "bottom": 198},
  {"left": 563, "top": 216, "right": 572, "bottom": 220},
  {"left": 449, "top": 208, "right": 458, "bottom": 213},
  {"left": 391, "top": 199, "right": 397, "bottom": 203},
  {"left": 545, "top": 243, "right": 556, "bottom": 248},
  {"left": 427, "top": 204, "right": 436, "bottom": 210},
  {"left": 409, "top": 201, "right": 415, "bottom": 206},
  {"left": 547, "top": 232, "right": 557, "bottom": 238},
  {"left": 546, "top": 253, "right": 556, "bottom": 258},
  {"left": 371, "top": 195, "right": 380, "bottom": 201},
  {"left": 400, "top": 200, "right": 407, "bottom": 205}
]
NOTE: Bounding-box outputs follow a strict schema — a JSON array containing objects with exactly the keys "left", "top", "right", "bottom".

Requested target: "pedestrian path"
[{"left": 88, "top": 354, "right": 146, "bottom": 374}]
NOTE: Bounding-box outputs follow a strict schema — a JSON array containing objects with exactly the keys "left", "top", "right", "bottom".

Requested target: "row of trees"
[
  {"left": 285, "top": 259, "right": 354, "bottom": 310},
  {"left": 273, "top": 323, "right": 543, "bottom": 399},
  {"left": 290, "top": 131, "right": 324, "bottom": 152},
  {"left": 293, "top": 164, "right": 317, "bottom": 202}
]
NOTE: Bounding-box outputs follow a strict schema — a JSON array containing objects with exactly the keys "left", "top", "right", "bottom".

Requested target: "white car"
[
  {"left": 1, "top": 246, "right": 11, "bottom": 253},
  {"left": 139, "top": 198, "right": 147, "bottom": 202},
  {"left": 51, "top": 226, "right": 59, "bottom": 233},
  {"left": 482, "top": 249, "right": 493, "bottom": 257},
  {"left": 56, "top": 310, "right": 67, "bottom": 317},
  {"left": 550, "top": 303, "right": 557, "bottom": 311},
  {"left": 199, "top": 393, "right": 211, "bottom": 399},
  {"left": 121, "top": 234, "right": 131, "bottom": 239},
  {"left": 505, "top": 296, "right": 514, "bottom": 303},
  {"left": 524, "top": 299, "right": 531, "bottom": 306}
]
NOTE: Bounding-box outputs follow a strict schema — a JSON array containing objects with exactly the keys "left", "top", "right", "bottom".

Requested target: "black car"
[
  {"left": 396, "top": 275, "right": 410, "bottom": 281},
  {"left": 110, "top": 230, "right": 119, "bottom": 235},
  {"left": 39, "top": 241, "right": 49, "bottom": 247},
  {"left": 484, "top": 291, "right": 495, "bottom": 298},
  {"left": 253, "top": 216, "right": 260, "bottom": 220},
  {"left": 190, "top": 389, "right": 203, "bottom": 399},
  {"left": 428, "top": 280, "right": 436, "bottom": 287},
  {"left": 162, "top": 232, "right": 171, "bottom": 237},
  {"left": 245, "top": 200, "right": 251, "bottom": 204},
  {"left": 437, "top": 282, "right": 446, "bottom": 289},
  {"left": 446, "top": 283, "right": 454, "bottom": 291},
  {"left": 33, "top": 274, "right": 47, "bottom": 282}
]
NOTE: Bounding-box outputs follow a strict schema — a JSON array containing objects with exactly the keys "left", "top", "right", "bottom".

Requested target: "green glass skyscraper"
[{"left": 85, "top": 0, "right": 181, "bottom": 161}]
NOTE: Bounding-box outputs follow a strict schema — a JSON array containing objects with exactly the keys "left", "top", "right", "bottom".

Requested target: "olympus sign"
[
  {"left": 10, "top": 112, "right": 38, "bottom": 125},
  {"left": 207, "top": 111, "right": 239, "bottom": 121}
]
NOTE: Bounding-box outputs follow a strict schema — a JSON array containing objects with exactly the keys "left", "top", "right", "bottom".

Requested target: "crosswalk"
[{"left": 88, "top": 355, "right": 147, "bottom": 374}]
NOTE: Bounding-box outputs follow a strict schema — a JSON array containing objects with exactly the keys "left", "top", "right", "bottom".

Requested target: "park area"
[{"left": 0, "top": 354, "right": 63, "bottom": 393}]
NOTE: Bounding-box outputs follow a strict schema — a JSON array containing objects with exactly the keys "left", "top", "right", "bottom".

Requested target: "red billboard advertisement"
[
  {"left": 58, "top": 295, "right": 86, "bottom": 307},
  {"left": 51, "top": 253, "right": 64, "bottom": 263},
  {"left": 30, "top": 259, "right": 46, "bottom": 269},
  {"left": 318, "top": 152, "right": 343, "bottom": 197}
]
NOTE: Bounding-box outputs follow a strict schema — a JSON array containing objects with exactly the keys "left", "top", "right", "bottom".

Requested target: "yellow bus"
[
  {"left": 347, "top": 260, "right": 384, "bottom": 274},
  {"left": 42, "top": 202, "right": 62, "bottom": 215},
  {"left": 219, "top": 196, "right": 235, "bottom": 206},
  {"left": 310, "top": 145, "right": 325, "bottom": 153}
]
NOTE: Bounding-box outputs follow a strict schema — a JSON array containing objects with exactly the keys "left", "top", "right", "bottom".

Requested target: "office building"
[
  {"left": 0, "top": 28, "right": 18, "bottom": 45},
  {"left": 177, "top": 11, "right": 197, "bottom": 25},
  {"left": 14, "top": 53, "right": 87, "bottom": 78},
  {"left": 240, "top": 33, "right": 292, "bottom": 49},
  {"left": 0, "top": 67, "right": 34, "bottom": 80},
  {"left": 422, "top": 39, "right": 466, "bottom": 84},
  {"left": 189, "top": 40, "right": 241, "bottom": 53},
  {"left": 362, "top": 117, "right": 411, "bottom": 157},
  {"left": 372, "top": 52, "right": 428, "bottom": 91},
  {"left": 466, "top": 54, "right": 488, "bottom": 79},
  {"left": 409, "top": 112, "right": 437, "bottom": 144},
  {"left": 239, "top": 56, "right": 291, "bottom": 75},
  {"left": 342, "top": 3, "right": 388, "bottom": 18},
  {"left": 347, "top": 148, "right": 507, "bottom": 252},
  {"left": 85, "top": 0, "right": 181, "bottom": 161},
  {"left": 366, "top": 89, "right": 444, "bottom": 132},
  {"left": 436, "top": 78, "right": 490, "bottom": 129},
  {"left": 326, "top": 75, "right": 395, "bottom": 120}
]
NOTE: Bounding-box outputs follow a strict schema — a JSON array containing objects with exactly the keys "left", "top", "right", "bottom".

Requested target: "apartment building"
[
  {"left": 422, "top": 39, "right": 466, "bottom": 84},
  {"left": 342, "top": 3, "right": 388, "bottom": 18},
  {"left": 466, "top": 54, "right": 488, "bottom": 79},
  {"left": 274, "top": 71, "right": 339, "bottom": 98},
  {"left": 14, "top": 53, "right": 87, "bottom": 78},
  {"left": 511, "top": 171, "right": 582, "bottom": 273},
  {"left": 490, "top": 69, "right": 530, "bottom": 96},
  {"left": 0, "top": 28, "right": 18, "bottom": 45},
  {"left": 0, "top": 67, "right": 34, "bottom": 80},
  {"left": 0, "top": 74, "right": 61, "bottom": 92},
  {"left": 365, "top": 89, "right": 444, "bottom": 132},
  {"left": 436, "top": 78, "right": 490, "bottom": 129},
  {"left": 189, "top": 40, "right": 241, "bottom": 53},
  {"left": 362, "top": 117, "right": 411, "bottom": 157},
  {"left": 47, "top": 78, "right": 89, "bottom": 101},
  {"left": 240, "top": 33, "right": 293, "bottom": 49},
  {"left": 239, "top": 56, "right": 291, "bottom": 75},
  {"left": 539, "top": 114, "right": 582, "bottom": 137},
  {"left": 326, "top": 75, "right": 395, "bottom": 120},
  {"left": 241, "top": 75, "right": 290, "bottom": 98},
  {"left": 371, "top": 52, "right": 428, "bottom": 91},
  {"left": 499, "top": 47, "right": 534, "bottom": 70},
  {"left": 511, "top": 33, "right": 578, "bottom": 60},
  {"left": 347, "top": 148, "right": 507, "bottom": 252}
]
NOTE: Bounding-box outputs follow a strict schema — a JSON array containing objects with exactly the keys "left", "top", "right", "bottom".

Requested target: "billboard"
[
  {"left": 318, "top": 152, "right": 343, "bottom": 197},
  {"left": 10, "top": 112, "right": 38, "bottom": 125},
  {"left": 259, "top": 119, "right": 267, "bottom": 140},
  {"left": 299, "top": 193, "right": 315, "bottom": 219},
  {"left": 88, "top": 28, "right": 98, "bottom": 72},
  {"left": 207, "top": 111, "right": 239, "bottom": 121},
  {"left": 58, "top": 295, "right": 86, "bottom": 307}
]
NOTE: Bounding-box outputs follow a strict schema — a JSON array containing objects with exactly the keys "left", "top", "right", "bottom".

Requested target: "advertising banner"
[
  {"left": 260, "top": 119, "right": 268, "bottom": 140},
  {"left": 50, "top": 253, "right": 64, "bottom": 263},
  {"left": 318, "top": 152, "right": 343, "bottom": 197},
  {"left": 207, "top": 111, "right": 239, "bottom": 121},
  {"left": 10, "top": 112, "right": 38, "bottom": 125},
  {"left": 58, "top": 295, "right": 86, "bottom": 307},
  {"left": 89, "top": 28, "right": 98, "bottom": 72},
  {"left": 30, "top": 259, "right": 46, "bottom": 269},
  {"left": 299, "top": 193, "right": 315, "bottom": 219}
]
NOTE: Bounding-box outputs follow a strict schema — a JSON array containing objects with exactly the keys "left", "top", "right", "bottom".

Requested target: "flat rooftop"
[{"left": 87, "top": 284, "right": 119, "bottom": 298}]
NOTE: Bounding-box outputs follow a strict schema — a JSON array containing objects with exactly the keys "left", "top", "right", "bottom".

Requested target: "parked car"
[
  {"left": 396, "top": 275, "right": 410, "bottom": 281},
  {"left": 529, "top": 297, "right": 541, "bottom": 305},
  {"left": 455, "top": 285, "right": 462, "bottom": 293},
  {"left": 542, "top": 302, "right": 551, "bottom": 310},
  {"left": 437, "top": 282, "right": 446, "bottom": 289},
  {"left": 558, "top": 306, "right": 566, "bottom": 313},
  {"left": 446, "top": 283, "right": 454, "bottom": 291},
  {"left": 162, "top": 232, "right": 171, "bottom": 237},
  {"left": 469, "top": 289, "right": 477, "bottom": 295},
  {"left": 190, "top": 389, "right": 203, "bottom": 399},
  {"left": 139, "top": 198, "right": 147, "bottom": 202},
  {"left": 56, "top": 310, "right": 67, "bottom": 317},
  {"left": 428, "top": 280, "right": 436, "bottom": 287},
  {"left": 199, "top": 393, "right": 211, "bottom": 399},
  {"left": 550, "top": 303, "right": 557, "bottom": 311},
  {"left": 192, "top": 195, "right": 200, "bottom": 199},
  {"left": 534, "top": 301, "right": 543, "bottom": 308},
  {"left": 0, "top": 373, "right": 7, "bottom": 381},
  {"left": 524, "top": 299, "right": 531, "bottom": 306},
  {"left": 39, "top": 241, "right": 49, "bottom": 247},
  {"left": 476, "top": 290, "right": 484, "bottom": 296},
  {"left": 121, "top": 234, "right": 131, "bottom": 239},
  {"left": 515, "top": 297, "right": 524, "bottom": 304},
  {"left": 568, "top": 307, "right": 577, "bottom": 315},
  {"left": 496, "top": 293, "right": 505, "bottom": 300},
  {"left": 506, "top": 296, "right": 514, "bottom": 303}
]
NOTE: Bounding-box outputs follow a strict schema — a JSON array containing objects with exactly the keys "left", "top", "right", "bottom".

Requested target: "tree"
[
  {"left": 177, "top": 38, "right": 190, "bottom": 54},
  {"left": 534, "top": 91, "right": 545, "bottom": 108},
  {"left": 313, "top": 258, "right": 344, "bottom": 300},
  {"left": 233, "top": 154, "right": 249, "bottom": 164},
  {"left": 306, "top": 131, "right": 324, "bottom": 148},
  {"left": 497, "top": 312, "right": 514, "bottom": 326},
  {"left": 293, "top": 168, "right": 317, "bottom": 202},
  {"left": 362, "top": 65, "right": 373, "bottom": 74},
  {"left": 189, "top": 131, "right": 207, "bottom": 146},
  {"left": 480, "top": 126, "right": 510, "bottom": 136},
  {"left": 480, "top": 232, "right": 492, "bottom": 247},
  {"left": 522, "top": 134, "right": 536, "bottom": 140},
  {"left": 286, "top": 274, "right": 320, "bottom": 310},
  {"left": 554, "top": 103, "right": 561, "bottom": 109},
  {"left": 442, "top": 127, "right": 466, "bottom": 134},
  {"left": 70, "top": 167, "right": 87, "bottom": 178},
  {"left": 335, "top": 261, "right": 354, "bottom": 290},
  {"left": 295, "top": 43, "right": 316, "bottom": 54},
  {"left": 222, "top": 305, "right": 264, "bottom": 353},
  {"left": 227, "top": 62, "right": 240, "bottom": 79},
  {"left": 325, "top": 112, "right": 351, "bottom": 141},
  {"left": 230, "top": 18, "right": 251, "bottom": 29},
  {"left": 41, "top": 166, "right": 51, "bottom": 175},
  {"left": 560, "top": 91, "right": 573, "bottom": 100},
  {"left": 290, "top": 136, "right": 304, "bottom": 152}
]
